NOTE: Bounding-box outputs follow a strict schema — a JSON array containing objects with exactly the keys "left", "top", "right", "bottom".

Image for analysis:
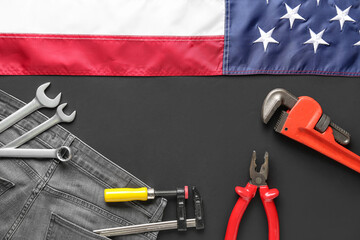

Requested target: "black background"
[{"left": 1, "top": 75, "right": 360, "bottom": 240}]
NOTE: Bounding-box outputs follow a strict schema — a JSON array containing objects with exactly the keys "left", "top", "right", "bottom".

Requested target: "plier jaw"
[
  {"left": 225, "top": 151, "right": 279, "bottom": 240},
  {"left": 249, "top": 151, "right": 268, "bottom": 187}
]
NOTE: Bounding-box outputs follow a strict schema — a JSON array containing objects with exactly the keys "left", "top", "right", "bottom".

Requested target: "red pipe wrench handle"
[
  {"left": 260, "top": 186, "right": 280, "bottom": 240},
  {"left": 280, "top": 96, "right": 360, "bottom": 173},
  {"left": 224, "top": 183, "right": 257, "bottom": 240}
]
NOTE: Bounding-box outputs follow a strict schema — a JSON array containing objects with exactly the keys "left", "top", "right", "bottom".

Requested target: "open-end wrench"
[
  {"left": 0, "top": 146, "right": 72, "bottom": 162},
  {"left": 4, "top": 103, "right": 76, "bottom": 149},
  {"left": 0, "top": 82, "right": 61, "bottom": 134}
]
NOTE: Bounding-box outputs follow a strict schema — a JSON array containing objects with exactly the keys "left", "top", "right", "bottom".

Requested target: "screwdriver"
[
  {"left": 104, "top": 186, "right": 189, "bottom": 202},
  {"left": 95, "top": 186, "right": 204, "bottom": 237}
]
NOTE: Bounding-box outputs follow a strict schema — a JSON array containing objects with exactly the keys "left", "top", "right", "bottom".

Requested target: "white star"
[
  {"left": 330, "top": 5, "right": 355, "bottom": 30},
  {"left": 355, "top": 32, "right": 360, "bottom": 46},
  {"left": 280, "top": 4, "right": 305, "bottom": 29},
  {"left": 266, "top": 0, "right": 269, "bottom": 4},
  {"left": 253, "top": 27, "right": 279, "bottom": 52},
  {"left": 316, "top": 0, "right": 320, "bottom": 6},
  {"left": 304, "top": 29, "right": 329, "bottom": 53}
]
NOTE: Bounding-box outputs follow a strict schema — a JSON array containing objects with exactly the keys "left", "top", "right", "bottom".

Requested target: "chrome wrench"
[
  {"left": 0, "top": 146, "right": 72, "bottom": 162},
  {"left": 0, "top": 82, "right": 61, "bottom": 134},
  {"left": 4, "top": 103, "right": 76, "bottom": 148}
]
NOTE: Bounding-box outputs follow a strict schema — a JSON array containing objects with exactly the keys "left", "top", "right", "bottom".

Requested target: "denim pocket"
[
  {"left": 45, "top": 213, "right": 110, "bottom": 240},
  {"left": 0, "top": 176, "right": 15, "bottom": 198}
]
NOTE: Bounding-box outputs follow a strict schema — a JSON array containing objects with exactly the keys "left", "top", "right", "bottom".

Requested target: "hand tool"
[
  {"left": 0, "top": 82, "right": 61, "bottom": 134},
  {"left": 262, "top": 88, "right": 360, "bottom": 173},
  {"left": 4, "top": 103, "right": 76, "bottom": 148},
  {"left": 104, "top": 186, "right": 189, "bottom": 202},
  {"left": 0, "top": 146, "right": 72, "bottom": 162},
  {"left": 94, "top": 186, "right": 204, "bottom": 237},
  {"left": 104, "top": 186, "right": 189, "bottom": 230},
  {"left": 225, "top": 151, "right": 279, "bottom": 240}
]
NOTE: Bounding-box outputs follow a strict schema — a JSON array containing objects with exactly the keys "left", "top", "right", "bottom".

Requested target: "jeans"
[{"left": 0, "top": 89, "right": 167, "bottom": 240}]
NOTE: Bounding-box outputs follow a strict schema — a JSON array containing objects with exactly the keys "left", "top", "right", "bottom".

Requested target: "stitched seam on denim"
[
  {"left": 0, "top": 90, "right": 164, "bottom": 224},
  {"left": 0, "top": 177, "right": 14, "bottom": 190},
  {"left": 3, "top": 162, "right": 58, "bottom": 240},
  {"left": 68, "top": 155, "right": 152, "bottom": 217},
  {"left": 149, "top": 198, "right": 168, "bottom": 223},
  {"left": 68, "top": 159, "right": 125, "bottom": 190},
  {"left": 44, "top": 186, "right": 132, "bottom": 225},
  {"left": 46, "top": 213, "right": 110, "bottom": 240},
  {"left": 71, "top": 144, "right": 132, "bottom": 184},
  {"left": 0, "top": 178, "right": 14, "bottom": 197},
  {"left": 67, "top": 160, "right": 150, "bottom": 217},
  {"left": 0, "top": 187, "right": 13, "bottom": 198},
  {"left": 44, "top": 214, "right": 55, "bottom": 240},
  {"left": 72, "top": 138, "right": 153, "bottom": 202},
  {"left": 0, "top": 113, "right": 64, "bottom": 149},
  {"left": 0, "top": 91, "right": 26, "bottom": 110},
  {"left": 52, "top": 213, "right": 152, "bottom": 240},
  {"left": 43, "top": 185, "right": 157, "bottom": 240},
  {"left": 0, "top": 110, "right": 154, "bottom": 218},
  {"left": 3, "top": 189, "right": 40, "bottom": 240},
  {"left": 0, "top": 96, "right": 152, "bottom": 192},
  {"left": 14, "top": 160, "right": 43, "bottom": 182},
  {"left": 0, "top": 114, "right": 68, "bottom": 183},
  {"left": 75, "top": 137, "right": 151, "bottom": 188},
  {"left": 0, "top": 142, "right": 43, "bottom": 182}
]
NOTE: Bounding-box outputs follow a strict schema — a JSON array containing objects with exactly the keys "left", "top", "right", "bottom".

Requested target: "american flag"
[
  {"left": 0, "top": 0, "right": 358, "bottom": 76},
  {"left": 224, "top": 0, "right": 360, "bottom": 76}
]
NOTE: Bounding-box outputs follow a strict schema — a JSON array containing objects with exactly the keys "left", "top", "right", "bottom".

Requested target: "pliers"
[{"left": 225, "top": 151, "right": 279, "bottom": 240}]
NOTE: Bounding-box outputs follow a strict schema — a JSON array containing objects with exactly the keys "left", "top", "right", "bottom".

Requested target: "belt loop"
[{"left": 63, "top": 133, "right": 75, "bottom": 147}]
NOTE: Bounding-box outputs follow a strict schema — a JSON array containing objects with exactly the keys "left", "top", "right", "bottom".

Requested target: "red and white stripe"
[{"left": 0, "top": 0, "right": 225, "bottom": 76}]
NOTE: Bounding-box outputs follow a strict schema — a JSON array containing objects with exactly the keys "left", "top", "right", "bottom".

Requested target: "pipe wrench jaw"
[
  {"left": 272, "top": 96, "right": 324, "bottom": 138},
  {"left": 261, "top": 88, "right": 298, "bottom": 125},
  {"left": 262, "top": 89, "right": 350, "bottom": 146},
  {"left": 262, "top": 89, "right": 360, "bottom": 173}
]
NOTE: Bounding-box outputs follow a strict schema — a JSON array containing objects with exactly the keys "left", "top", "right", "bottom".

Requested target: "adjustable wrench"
[
  {"left": 262, "top": 88, "right": 360, "bottom": 173},
  {"left": 0, "top": 82, "right": 61, "bottom": 134},
  {"left": 0, "top": 146, "right": 72, "bottom": 162},
  {"left": 4, "top": 103, "right": 76, "bottom": 148}
]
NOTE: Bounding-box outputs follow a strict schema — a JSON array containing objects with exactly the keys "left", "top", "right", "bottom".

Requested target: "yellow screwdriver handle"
[{"left": 104, "top": 187, "right": 148, "bottom": 202}]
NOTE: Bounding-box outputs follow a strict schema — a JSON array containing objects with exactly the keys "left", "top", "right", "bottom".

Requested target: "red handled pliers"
[{"left": 225, "top": 151, "right": 279, "bottom": 240}]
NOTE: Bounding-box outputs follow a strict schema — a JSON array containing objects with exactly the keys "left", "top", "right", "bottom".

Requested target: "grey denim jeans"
[{"left": 0, "top": 89, "right": 167, "bottom": 240}]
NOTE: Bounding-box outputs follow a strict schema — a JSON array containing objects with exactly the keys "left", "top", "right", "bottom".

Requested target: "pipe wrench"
[{"left": 262, "top": 88, "right": 360, "bottom": 173}]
